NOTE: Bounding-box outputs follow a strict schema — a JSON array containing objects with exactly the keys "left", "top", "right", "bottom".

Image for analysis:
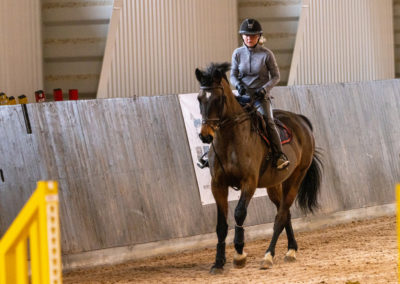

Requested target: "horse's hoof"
[
  {"left": 233, "top": 252, "right": 247, "bottom": 268},
  {"left": 260, "top": 252, "right": 273, "bottom": 270},
  {"left": 284, "top": 249, "right": 297, "bottom": 262},
  {"left": 209, "top": 266, "right": 224, "bottom": 275}
]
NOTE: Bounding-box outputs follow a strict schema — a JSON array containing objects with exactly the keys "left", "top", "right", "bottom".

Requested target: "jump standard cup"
[
  {"left": 35, "top": 90, "right": 46, "bottom": 102},
  {"left": 53, "top": 88, "right": 63, "bottom": 101},
  {"left": 69, "top": 89, "right": 78, "bottom": 100}
]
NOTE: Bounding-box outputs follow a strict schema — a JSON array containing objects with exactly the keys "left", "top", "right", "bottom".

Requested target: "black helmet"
[{"left": 239, "top": 19, "right": 263, "bottom": 35}]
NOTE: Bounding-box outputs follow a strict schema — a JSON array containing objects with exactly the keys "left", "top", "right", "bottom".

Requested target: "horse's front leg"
[
  {"left": 233, "top": 184, "right": 256, "bottom": 269},
  {"left": 210, "top": 181, "right": 228, "bottom": 274}
]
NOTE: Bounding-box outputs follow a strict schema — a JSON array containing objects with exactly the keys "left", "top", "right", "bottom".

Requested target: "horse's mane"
[{"left": 199, "top": 62, "right": 231, "bottom": 87}]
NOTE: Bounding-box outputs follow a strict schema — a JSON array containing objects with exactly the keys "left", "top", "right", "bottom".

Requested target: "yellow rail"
[
  {"left": 0, "top": 181, "right": 62, "bottom": 284},
  {"left": 396, "top": 184, "right": 400, "bottom": 283}
]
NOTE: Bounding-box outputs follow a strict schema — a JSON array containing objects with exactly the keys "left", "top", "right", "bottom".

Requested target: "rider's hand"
[
  {"left": 255, "top": 88, "right": 266, "bottom": 99},
  {"left": 236, "top": 84, "right": 246, "bottom": 96}
]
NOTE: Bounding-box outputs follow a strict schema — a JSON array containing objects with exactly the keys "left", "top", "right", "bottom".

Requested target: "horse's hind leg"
[
  {"left": 283, "top": 210, "right": 297, "bottom": 262},
  {"left": 261, "top": 183, "right": 298, "bottom": 269},
  {"left": 210, "top": 181, "right": 229, "bottom": 274},
  {"left": 267, "top": 185, "right": 298, "bottom": 260},
  {"left": 261, "top": 171, "right": 308, "bottom": 269},
  {"left": 233, "top": 183, "right": 256, "bottom": 269},
  {"left": 281, "top": 169, "right": 311, "bottom": 262},
  {"left": 265, "top": 186, "right": 298, "bottom": 262}
]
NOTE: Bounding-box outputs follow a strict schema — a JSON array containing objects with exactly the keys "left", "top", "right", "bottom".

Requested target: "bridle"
[
  {"left": 199, "top": 84, "right": 251, "bottom": 130},
  {"left": 199, "top": 85, "right": 226, "bottom": 131},
  {"left": 199, "top": 83, "right": 250, "bottom": 184}
]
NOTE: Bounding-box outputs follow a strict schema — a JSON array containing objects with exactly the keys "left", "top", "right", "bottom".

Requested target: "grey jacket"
[{"left": 230, "top": 44, "right": 280, "bottom": 96}]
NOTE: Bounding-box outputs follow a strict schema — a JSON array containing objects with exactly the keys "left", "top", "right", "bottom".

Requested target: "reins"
[
  {"left": 200, "top": 84, "right": 255, "bottom": 187},
  {"left": 211, "top": 140, "right": 227, "bottom": 177},
  {"left": 199, "top": 84, "right": 253, "bottom": 130}
]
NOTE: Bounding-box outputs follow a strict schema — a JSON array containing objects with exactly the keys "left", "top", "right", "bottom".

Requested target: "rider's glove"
[
  {"left": 255, "top": 88, "right": 267, "bottom": 100},
  {"left": 236, "top": 84, "right": 246, "bottom": 96}
]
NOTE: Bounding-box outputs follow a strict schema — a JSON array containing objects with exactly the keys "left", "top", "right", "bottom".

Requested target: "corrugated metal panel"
[
  {"left": 394, "top": 0, "right": 400, "bottom": 77},
  {"left": 0, "top": 0, "right": 43, "bottom": 102},
  {"left": 98, "top": 0, "right": 238, "bottom": 98},
  {"left": 289, "top": 0, "right": 395, "bottom": 85},
  {"left": 42, "top": 0, "right": 113, "bottom": 99},
  {"left": 238, "top": 0, "right": 302, "bottom": 85}
]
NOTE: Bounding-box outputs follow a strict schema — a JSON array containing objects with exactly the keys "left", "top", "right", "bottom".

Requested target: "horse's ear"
[
  {"left": 195, "top": 68, "right": 203, "bottom": 82},
  {"left": 213, "top": 69, "right": 222, "bottom": 83}
]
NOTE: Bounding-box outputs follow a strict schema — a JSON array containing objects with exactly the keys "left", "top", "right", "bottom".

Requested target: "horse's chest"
[{"left": 225, "top": 148, "right": 250, "bottom": 176}]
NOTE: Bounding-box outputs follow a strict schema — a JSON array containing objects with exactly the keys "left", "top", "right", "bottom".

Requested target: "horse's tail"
[{"left": 296, "top": 150, "right": 323, "bottom": 213}]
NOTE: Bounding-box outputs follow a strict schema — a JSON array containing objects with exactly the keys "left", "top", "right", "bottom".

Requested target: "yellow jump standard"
[{"left": 0, "top": 181, "right": 62, "bottom": 284}]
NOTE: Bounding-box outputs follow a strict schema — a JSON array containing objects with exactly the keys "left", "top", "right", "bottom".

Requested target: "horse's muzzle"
[{"left": 199, "top": 133, "right": 213, "bottom": 144}]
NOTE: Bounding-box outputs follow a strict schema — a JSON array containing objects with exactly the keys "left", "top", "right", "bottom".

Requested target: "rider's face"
[{"left": 242, "top": 34, "right": 260, "bottom": 47}]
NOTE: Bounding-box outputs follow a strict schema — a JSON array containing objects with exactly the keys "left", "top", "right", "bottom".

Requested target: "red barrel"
[
  {"left": 69, "top": 89, "right": 78, "bottom": 100},
  {"left": 35, "top": 90, "right": 46, "bottom": 102},
  {"left": 53, "top": 89, "right": 63, "bottom": 101}
]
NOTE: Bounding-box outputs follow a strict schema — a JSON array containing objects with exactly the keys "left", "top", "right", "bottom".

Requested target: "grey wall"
[{"left": 0, "top": 79, "right": 399, "bottom": 255}]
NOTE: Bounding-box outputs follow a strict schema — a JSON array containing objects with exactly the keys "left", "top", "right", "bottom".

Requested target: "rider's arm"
[
  {"left": 261, "top": 50, "right": 280, "bottom": 94},
  {"left": 230, "top": 50, "right": 241, "bottom": 88}
]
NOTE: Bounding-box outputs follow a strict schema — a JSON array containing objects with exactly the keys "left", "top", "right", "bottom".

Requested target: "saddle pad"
[
  {"left": 258, "top": 118, "right": 292, "bottom": 145},
  {"left": 234, "top": 95, "right": 292, "bottom": 145}
]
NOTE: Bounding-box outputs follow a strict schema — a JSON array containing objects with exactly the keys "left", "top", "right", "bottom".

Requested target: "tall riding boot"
[{"left": 260, "top": 98, "right": 290, "bottom": 170}]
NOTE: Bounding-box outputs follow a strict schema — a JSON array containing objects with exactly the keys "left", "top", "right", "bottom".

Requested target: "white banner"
[{"left": 179, "top": 93, "right": 267, "bottom": 205}]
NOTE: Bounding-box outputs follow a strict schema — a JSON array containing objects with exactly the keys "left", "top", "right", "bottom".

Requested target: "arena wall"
[{"left": 0, "top": 79, "right": 399, "bottom": 268}]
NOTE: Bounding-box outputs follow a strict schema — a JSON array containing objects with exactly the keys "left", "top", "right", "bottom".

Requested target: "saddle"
[{"left": 235, "top": 95, "right": 292, "bottom": 146}]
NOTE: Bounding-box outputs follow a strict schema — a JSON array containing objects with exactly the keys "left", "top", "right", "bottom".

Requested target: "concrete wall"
[{"left": 0, "top": 80, "right": 399, "bottom": 266}]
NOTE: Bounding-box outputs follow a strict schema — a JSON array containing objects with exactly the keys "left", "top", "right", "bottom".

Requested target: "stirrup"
[
  {"left": 197, "top": 152, "right": 209, "bottom": 169},
  {"left": 197, "top": 158, "right": 209, "bottom": 169},
  {"left": 276, "top": 153, "right": 290, "bottom": 170}
]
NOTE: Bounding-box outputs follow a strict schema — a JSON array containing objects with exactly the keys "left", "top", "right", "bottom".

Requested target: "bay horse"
[{"left": 195, "top": 62, "right": 323, "bottom": 274}]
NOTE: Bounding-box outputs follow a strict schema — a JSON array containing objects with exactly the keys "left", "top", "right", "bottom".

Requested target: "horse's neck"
[
  {"left": 215, "top": 80, "right": 251, "bottom": 148},
  {"left": 222, "top": 80, "right": 244, "bottom": 118}
]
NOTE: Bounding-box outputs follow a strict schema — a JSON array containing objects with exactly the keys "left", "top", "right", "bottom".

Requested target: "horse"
[{"left": 194, "top": 62, "right": 323, "bottom": 274}]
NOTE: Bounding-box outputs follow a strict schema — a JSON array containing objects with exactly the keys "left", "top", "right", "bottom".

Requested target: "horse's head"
[{"left": 195, "top": 62, "right": 231, "bottom": 144}]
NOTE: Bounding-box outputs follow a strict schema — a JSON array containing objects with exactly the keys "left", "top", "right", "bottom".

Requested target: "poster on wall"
[{"left": 179, "top": 93, "right": 267, "bottom": 205}]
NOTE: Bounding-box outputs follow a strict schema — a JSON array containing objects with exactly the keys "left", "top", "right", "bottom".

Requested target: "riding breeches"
[{"left": 257, "top": 97, "right": 283, "bottom": 155}]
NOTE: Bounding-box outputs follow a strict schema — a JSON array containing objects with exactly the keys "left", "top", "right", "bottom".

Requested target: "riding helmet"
[{"left": 239, "top": 18, "right": 263, "bottom": 35}]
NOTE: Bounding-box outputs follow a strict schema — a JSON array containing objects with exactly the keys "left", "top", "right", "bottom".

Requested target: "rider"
[
  {"left": 197, "top": 18, "right": 289, "bottom": 170},
  {"left": 230, "top": 18, "right": 289, "bottom": 170}
]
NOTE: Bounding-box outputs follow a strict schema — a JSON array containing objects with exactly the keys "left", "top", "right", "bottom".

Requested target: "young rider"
[
  {"left": 230, "top": 18, "right": 289, "bottom": 170},
  {"left": 197, "top": 18, "right": 289, "bottom": 170}
]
